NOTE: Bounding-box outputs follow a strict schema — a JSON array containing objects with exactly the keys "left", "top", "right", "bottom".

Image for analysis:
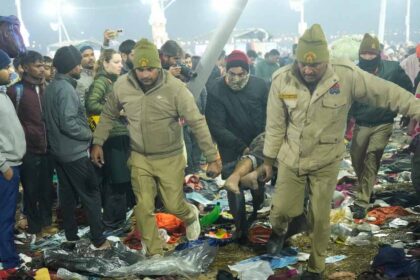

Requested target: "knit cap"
[
  {"left": 133, "top": 38, "right": 161, "bottom": 69},
  {"left": 0, "top": 49, "right": 11, "bottom": 69},
  {"left": 53, "top": 45, "right": 82, "bottom": 74},
  {"left": 225, "top": 50, "right": 250, "bottom": 72},
  {"left": 296, "top": 24, "right": 329, "bottom": 64}
]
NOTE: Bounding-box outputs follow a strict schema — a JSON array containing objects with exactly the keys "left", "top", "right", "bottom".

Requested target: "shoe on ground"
[
  {"left": 186, "top": 205, "right": 201, "bottom": 240},
  {"left": 90, "top": 240, "right": 111, "bottom": 251},
  {"left": 266, "top": 232, "right": 285, "bottom": 255},
  {"left": 300, "top": 270, "right": 323, "bottom": 280},
  {"left": 350, "top": 204, "right": 367, "bottom": 219}
]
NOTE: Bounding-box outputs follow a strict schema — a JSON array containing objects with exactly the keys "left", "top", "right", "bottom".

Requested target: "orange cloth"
[{"left": 365, "top": 206, "right": 410, "bottom": 225}]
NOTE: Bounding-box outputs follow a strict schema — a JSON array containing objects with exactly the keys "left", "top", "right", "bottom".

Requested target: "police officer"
[{"left": 261, "top": 24, "right": 420, "bottom": 280}]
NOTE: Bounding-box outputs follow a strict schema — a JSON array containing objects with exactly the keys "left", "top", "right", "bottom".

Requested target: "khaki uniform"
[
  {"left": 93, "top": 70, "right": 217, "bottom": 255},
  {"left": 263, "top": 59, "right": 420, "bottom": 273},
  {"left": 350, "top": 123, "right": 393, "bottom": 207}
]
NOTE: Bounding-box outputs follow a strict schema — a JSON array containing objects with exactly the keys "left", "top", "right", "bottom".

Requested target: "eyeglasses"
[{"left": 227, "top": 71, "right": 247, "bottom": 78}]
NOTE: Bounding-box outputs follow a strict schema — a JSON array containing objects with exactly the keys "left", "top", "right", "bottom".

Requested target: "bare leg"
[
  {"left": 240, "top": 165, "right": 264, "bottom": 190},
  {"left": 224, "top": 158, "right": 253, "bottom": 194}
]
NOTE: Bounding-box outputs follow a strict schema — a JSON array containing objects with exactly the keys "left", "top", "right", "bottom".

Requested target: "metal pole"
[
  {"left": 378, "top": 0, "right": 387, "bottom": 43},
  {"left": 187, "top": 0, "right": 248, "bottom": 101},
  {"left": 405, "top": 0, "right": 411, "bottom": 43}
]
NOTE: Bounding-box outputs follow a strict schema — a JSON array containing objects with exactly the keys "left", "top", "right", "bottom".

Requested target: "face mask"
[
  {"left": 226, "top": 73, "right": 250, "bottom": 91},
  {"left": 359, "top": 55, "right": 381, "bottom": 73}
]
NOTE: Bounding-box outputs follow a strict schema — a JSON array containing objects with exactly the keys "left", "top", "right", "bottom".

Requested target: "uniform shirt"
[{"left": 263, "top": 59, "right": 420, "bottom": 175}]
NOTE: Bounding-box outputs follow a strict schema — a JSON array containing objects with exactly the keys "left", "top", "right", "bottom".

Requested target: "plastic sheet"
[{"left": 44, "top": 239, "right": 217, "bottom": 278}]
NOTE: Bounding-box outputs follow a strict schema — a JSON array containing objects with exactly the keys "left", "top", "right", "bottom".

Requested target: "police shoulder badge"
[
  {"left": 329, "top": 82, "right": 341, "bottom": 95},
  {"left": 139, "top": 58, "right": 149, "bottom": 67},
  {"left": 303, "top": 52, "right": 317, "bottom": 63}
]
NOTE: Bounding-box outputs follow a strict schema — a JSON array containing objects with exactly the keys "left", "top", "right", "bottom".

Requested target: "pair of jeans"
[{"left": 0, "top": 166, "right": 21, "bottom": 269}]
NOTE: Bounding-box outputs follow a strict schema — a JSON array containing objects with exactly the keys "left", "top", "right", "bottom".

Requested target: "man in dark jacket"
[
  {"left": 350, "top": 34, "right": 413, "bottom": 218},
  {"left": 43, "top": 45, "right": 108, "bottom": 249},
  {"left": 7, "top": 51, "right": 52, "bottom": 241},
  {"left": 206, "top": 50, "right": 268, "bottom": 243}
]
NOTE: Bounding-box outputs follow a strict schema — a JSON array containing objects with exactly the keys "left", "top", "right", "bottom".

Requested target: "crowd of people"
[{"left": 0, "top": 23, "right": 420, "bottom": 279}]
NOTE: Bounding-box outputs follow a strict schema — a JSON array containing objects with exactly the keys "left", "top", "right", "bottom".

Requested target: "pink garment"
[{"left": 400, "top": 53, "right": 419, "bottom": 86}]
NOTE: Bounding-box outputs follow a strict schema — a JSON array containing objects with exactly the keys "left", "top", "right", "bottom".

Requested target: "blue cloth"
[{"left": 0, "top": 166, "right": 20, "bottom": 269}]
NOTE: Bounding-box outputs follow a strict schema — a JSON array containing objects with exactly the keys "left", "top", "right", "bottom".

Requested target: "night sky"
[{"left": 2, "top": 0, "right": 420, "bottom": 52}]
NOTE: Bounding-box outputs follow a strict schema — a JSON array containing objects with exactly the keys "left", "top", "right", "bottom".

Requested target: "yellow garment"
[
  {"left": 34, "top": 268, "right": 50, "bottom": 280},
  {"left": 87, "top": 115, "right": 100, "bottom": 132}
]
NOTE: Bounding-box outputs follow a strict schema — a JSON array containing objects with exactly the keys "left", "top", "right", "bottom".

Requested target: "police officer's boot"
[
  {"left": 300, "top": 270, "right": 323, "bottom": 280},
  {"left": 266, "top": 231, "right": 285, "bottom": 255}
]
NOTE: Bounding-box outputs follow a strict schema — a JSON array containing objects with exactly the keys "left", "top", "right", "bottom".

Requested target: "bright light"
[
  {"left": 42, "top": 0, "right": 75, "bottom": 17},
  {"left": 212, "top": 0, "right": 234, "bottom": 13}
]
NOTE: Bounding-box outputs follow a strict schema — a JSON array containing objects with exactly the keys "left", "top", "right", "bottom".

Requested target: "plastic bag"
[
  {"left": 44, "top": 239, "right": 217, "bottom": 278},
  {"left": 0, "top": 15, "right": 26, "bottom": 58}
]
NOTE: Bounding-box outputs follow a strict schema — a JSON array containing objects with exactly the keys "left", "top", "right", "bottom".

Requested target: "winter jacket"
[
  {"left": 43, "top": 74, "right": 92, "bottom": 163},
  {"left": 255, "top": 60, "right": 280, "bottom": 84},
  {"left": 0, "top": 87, "right": 26, "bottom": 173},
  {"left": 7, "top": 75, "right": 47, "bottom": 154},
  {"left": 206, "top": 75, "right": 268, "bottom": 163},
  {"left": 350, "top": 60, "right": 413, "bottom": 126},
  {"left": 85, "top": 70, "right": 128, "bottom": 137},
  {"left": 263, "top": 59, "right": 420, "bottom": 175},
  {"left": 93, "top": 70, "right": 218, "bottom": 162}
]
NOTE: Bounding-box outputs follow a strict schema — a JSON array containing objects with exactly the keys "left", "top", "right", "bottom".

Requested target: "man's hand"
[
  {"left": 91, "top": 145, "right": 105, "bottom": 168},
  {"left": 260, "top": 163, "right": 273, "bottom": 182},
  {"left": 103, "top": 29, "right": 117, "bottom": 46},
  {"left": 169, "top": 66, "right": 181, "bottom": 77},
  {"left": 3, "top": 167, "right": 13, "bottom": 181},
  {"left": 206, "top": 160, "right": 222, "bottom": 178}
]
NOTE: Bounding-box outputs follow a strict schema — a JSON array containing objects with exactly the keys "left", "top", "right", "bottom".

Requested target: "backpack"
[{"left": 0, "top": 15, "right": 26, "bottom": 58}]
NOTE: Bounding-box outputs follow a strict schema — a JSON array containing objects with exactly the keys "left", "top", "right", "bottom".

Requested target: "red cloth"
[{"left": 364, "top": 206, "right": 410, "bottom": 225}]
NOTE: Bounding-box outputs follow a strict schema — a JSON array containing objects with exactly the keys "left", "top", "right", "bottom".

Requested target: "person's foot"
[
  {"left": 300, "top": 270, "right": 323, "bottom": 280},
  {"left": 90, "top": 240, "right": 111, "bottom": 251},
  {"left": 350, "top": 204, "right": 367, "bottom": 219},
  {"left": 266, "top": 232, "right": 285, "bottom": 255},
  {"left": 224, "top": 174, "right": 241, "bottom": 194},
  {"left": 240, "top": 170, "right": 259, "bottom": 190},
  {"left": 186, "top": 205, "right": 201, "bottom": 240}
]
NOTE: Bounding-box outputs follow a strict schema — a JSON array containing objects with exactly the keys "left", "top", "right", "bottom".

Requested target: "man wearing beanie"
[
  {"left": 43, "top": 45, "right": 109, "bottom": 250},
  {"left": 349, "top": 34, "right": 413, "bottom": 219},
  {"left": 75, "top": 45, "right": 95, "bottom": 108},
  {"left": 91, "top": 38, "right": 221, "bottom": 256},
  {"left": 206, "top": 50, "right": 268, "bottom": 243},
  {"left": 261, "top": 24, "right": 420, "bottom": 279},
  {"left": 0, "top": 49, "right": 26, "bottom": 277}
]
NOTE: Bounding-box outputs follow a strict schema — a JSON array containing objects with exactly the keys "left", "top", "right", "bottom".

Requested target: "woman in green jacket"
[{"left": 86, "top": 49, "right": 132, "bottom": 232}]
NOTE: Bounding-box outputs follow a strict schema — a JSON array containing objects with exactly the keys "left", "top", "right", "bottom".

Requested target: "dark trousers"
[
  {"left": 21, "top": 152, "right": 53, "bottom": 234},
  {"left": 100, "top": 135, "right": 133, "bottom": 229},
  {"left": 412, "top": 141, "right": 420, "bottom": 203},
  {"left": 222, "top": 160, "right": 265, "bottom": 241},
  {"left": 0, "top": 166, "right": 20, "bottom": 269},
  {"left": 55, "top": 157, "right": 105, "bottom": 247}
]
